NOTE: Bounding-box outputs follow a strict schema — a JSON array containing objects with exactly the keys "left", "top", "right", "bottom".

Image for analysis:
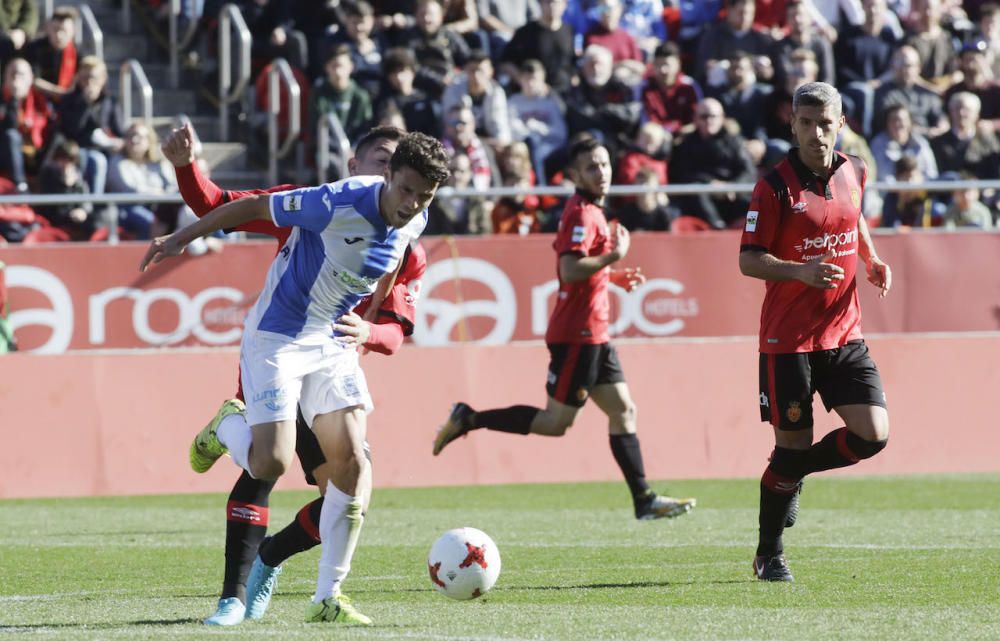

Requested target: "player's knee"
[
  {"left": 551, "top": 415, "right": 575, "bottom": 436},
  {"left": 846, "top": 431, "right": 888, "bottom": 460},
  {"left": 254, "top": 457, "right": 291, "bottom": 480},
  {"left": 609, "top": 403, "right": 637, "bottom": 432}
]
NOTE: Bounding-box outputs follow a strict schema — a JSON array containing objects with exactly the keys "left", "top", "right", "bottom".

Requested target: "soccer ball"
[{"left": 427, "top": 527, "right": 501, "bottom": 600}]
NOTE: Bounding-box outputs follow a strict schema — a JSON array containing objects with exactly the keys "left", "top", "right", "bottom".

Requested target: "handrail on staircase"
[
  {"left": 267, "top": 58, "right": 301, "bottom": 187},
  {"left": 120, "top": 59, "right": 153, "bottom": 128},
  {"left": 76, "top": 4, "right": 105, "bottom": 61},
  {"left": 168, "top": 0, "right": 202, "bottom": 88},
  {"left": 217, "top": 3, "right": 252, "bottom": 142},
  {"left": 316, "top": 113, "right": 351, "bottom": 184}
]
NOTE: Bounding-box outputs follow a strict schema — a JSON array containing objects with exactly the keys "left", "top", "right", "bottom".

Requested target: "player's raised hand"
[
  {"left": 161, "top": 122, "right": 196, "bottom": 167},
  {"left": 610, "top": 267, "right": 646, "bottom": 292},
  {"left": 333, "top": 311, "right": 372, "bottom": 348},
  {"left": 800, "top": 249, "right": 844, "bottom": 289},
  {"left": 609, "top": 221, "right": 631, "bottom": 261},
  {"left": 866, "top": 256, "right": 892, "bottom": 298},
  {"left": 139, "top": 234, "right": 188, "bottom": 272}
]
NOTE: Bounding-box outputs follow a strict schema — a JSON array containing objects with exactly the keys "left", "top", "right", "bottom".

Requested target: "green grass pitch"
[{"left": 2, "top": 476, "right": 999, "bottom": 640}]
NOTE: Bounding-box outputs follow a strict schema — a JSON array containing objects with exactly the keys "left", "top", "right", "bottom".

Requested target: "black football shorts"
[{"left": 759, "top": 339, "right": 887, "bottom": 430}]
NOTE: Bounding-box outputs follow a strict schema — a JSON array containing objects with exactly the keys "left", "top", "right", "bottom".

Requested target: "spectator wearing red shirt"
[
  {"left": 24, "top": 6, "right": 77, "bottom": 102},
  {"left": 433, "top": 136, "right": 697, "bottom": 521},
  {"left": 583, "top": 0, "right": 645, "bottom": 82},
  {"left": 641, "top": 41, "right": 702, "bottom": 135},
  {"left": 739, "top": 82, "right": 892, "bottom": 583},
  {"left": 615, "top": 121, "right": 669, "bottom": 196},
  {"left": 0, "top": 57, "right": 52, "bottom": 192}
]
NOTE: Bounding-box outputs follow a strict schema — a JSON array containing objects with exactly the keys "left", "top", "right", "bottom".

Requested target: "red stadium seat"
[
  {"left": 671, "top": 216, "right": 713, "bottom": 233},
  {"left": 22, "top": 225, "right": 70, "bottom": 244}
]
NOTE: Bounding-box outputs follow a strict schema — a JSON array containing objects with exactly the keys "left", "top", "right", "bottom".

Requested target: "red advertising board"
[{"left": 3, "top": 231, "right": 999, "bottom": 353}]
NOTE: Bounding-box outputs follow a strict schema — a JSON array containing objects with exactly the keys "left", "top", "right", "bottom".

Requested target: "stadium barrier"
[
  {"left": 4, "top": 232, "right": 1000, "bottom": 353},
  {"left": 1, "top": 333, "right": 998, "bottom": 499}
]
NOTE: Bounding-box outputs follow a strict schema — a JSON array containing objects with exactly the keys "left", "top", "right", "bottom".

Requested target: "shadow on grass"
[{"left": 278, "top": 578, "right": 747, "bottom": 598}]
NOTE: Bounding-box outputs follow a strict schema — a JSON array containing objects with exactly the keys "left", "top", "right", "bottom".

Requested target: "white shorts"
[{"left": 240, "top": 331, "right": 373, "bottom": 427}]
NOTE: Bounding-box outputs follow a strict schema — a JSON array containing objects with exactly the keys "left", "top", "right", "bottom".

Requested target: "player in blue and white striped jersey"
[{"left": 140, "top": 132, "right": 450, "bottom": 625}]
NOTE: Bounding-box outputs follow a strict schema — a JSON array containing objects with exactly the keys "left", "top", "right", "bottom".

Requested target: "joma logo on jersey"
[{"left": 798, "top": 229, "right": 858, "bottom": 251}]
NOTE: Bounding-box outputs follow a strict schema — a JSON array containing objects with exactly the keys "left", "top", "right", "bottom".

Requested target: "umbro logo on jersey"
[{"left": 344, "top": 237, "right": 364, "bottom": 245}]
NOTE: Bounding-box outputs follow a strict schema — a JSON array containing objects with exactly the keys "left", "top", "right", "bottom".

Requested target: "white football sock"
[
  {"left": 216, "top": 413, "right": 253, "bottom": 475},
  {"left": 313, "top": 480, "right": 364, "bottom": 603}
]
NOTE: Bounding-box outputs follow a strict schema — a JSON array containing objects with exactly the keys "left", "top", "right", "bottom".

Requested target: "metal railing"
[
  {"left": 121, "top": 0, "right": 131, "bottom": 32},
  {"left": 120, "top": 59, "right": 154, "bottom": 127},
  {"left": 316, "top": 113, "right": 351, "bottom": 184},
  {"left": 76, "top": 4, "right": 104, "bottom": 61},
  {"left": 266, "top": 58, "right": 302, "bottom": 186},
  {"left": 168, "top": 0, "right": 202, "bottom": 88},
  {"left": 217, "top": 3, "right": 252, "bottom": 142},
  {"left": 3, "top": 179, "right": 998, "bottom": 207},
  {"left": 43, "top": 0, "right": 53, "bottom": 20}
]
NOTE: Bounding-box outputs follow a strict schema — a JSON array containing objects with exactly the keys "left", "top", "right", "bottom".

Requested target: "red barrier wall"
[
  {"left": 1, "top": 334, "right": 997, "bottom": 498},
  {"left": 5, "top": 231, "right": 1000, "bottom": 352}
]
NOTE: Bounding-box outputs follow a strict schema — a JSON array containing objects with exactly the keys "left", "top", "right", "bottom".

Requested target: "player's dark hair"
[
  {"left": 567, "top": 135, "right": 604, "bottom": 169},
  {"left": 355, "top": 125, "right": 405, "bottom": 159},
  {"left": 389, "top": 132, "right": 450, "bottom": 185}
]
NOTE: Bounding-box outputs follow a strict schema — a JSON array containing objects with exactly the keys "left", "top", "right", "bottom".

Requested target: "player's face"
[
  {"left": 350, "top": 138, "right": 398, "bottom": 176},
  {"left": 381, "top": 165, "right": 440, "bottom": 228},
  {"left": 570, "top": 146, "right": 612, "bottom": 198},
  {"left": 791, "top": 103, "right": 843, "bottom": 170}
]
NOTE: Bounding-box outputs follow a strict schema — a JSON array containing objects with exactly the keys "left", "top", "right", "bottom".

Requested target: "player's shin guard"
[
  {"left": 804, "top": 427, "right": 888, "bottom": 474},
  {"left": 757, "top": 447, "right": 808, "bottom": 558},
  {"left": 609, "top": 433, "right": 652, "bottom": 501},
  {"left": 314, "top": 482, "right": 364, "bottom": 603},
  {"left": 222, "top": 472, "right": 275, "bottom": 602},
  {"left": 474, "top": 405, "right": 539, "bottom": 434},
  {"left": 260, "top": 498, "right": 323, "bottom": 568}
]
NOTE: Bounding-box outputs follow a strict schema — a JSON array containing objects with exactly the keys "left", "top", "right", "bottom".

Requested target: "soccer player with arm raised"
[
  {"left": 144, "top": 130, "right": 449, "bottom": 625},
  {"left": 162, "top": 124, "right": 427, "bottom": 625}
]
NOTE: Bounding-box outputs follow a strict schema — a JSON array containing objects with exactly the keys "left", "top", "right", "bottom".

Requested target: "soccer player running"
[
  {"left": 433, "top": 136, "right": 696, "bottom": 521},
  {"left": 141, "top": 132, "right": 450, "bottom": 624},
  {"left": 161, "top": 124, "right": 425, "bottom": 625},
  {"left": 739, "top": 82, "right": 892, "bottom": 582}
]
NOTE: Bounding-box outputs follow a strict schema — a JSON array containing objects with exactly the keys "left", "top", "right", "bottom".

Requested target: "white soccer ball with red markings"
[{"left": 427, "top": 527, "right": 501, "bottom": 600}]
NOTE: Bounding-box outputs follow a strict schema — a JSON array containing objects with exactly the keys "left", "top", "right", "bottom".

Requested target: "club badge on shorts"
[{"left": 786, "top": 401, "right": 802, "bottom": 423}]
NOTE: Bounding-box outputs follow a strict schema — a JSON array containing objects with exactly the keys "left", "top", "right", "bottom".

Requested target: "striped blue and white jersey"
[{"left": 244, "top": 176, "right": 428, "bottom": 344}]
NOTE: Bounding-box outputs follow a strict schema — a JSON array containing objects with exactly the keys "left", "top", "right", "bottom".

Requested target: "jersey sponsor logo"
[
  {"left": 785, "top": 401, "right": 802, "bottom": 423},
  {"left": 333, "top": 269, "right": 380, "bottom": 293},
  {"left": 571, "top": 225, "right": 586, "bottom": 244},
  {"left": 282, "top": 195, "right": 303, "bottom": 211},
  {"left": 745, "top": 211, "right": 759, "bottom": 232},
  {"left": 796, "top": 229, "right": 858, "bottom": 252}
]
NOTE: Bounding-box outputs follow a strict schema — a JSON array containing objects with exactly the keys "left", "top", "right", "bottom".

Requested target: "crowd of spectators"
[{"left": 2, "top": 0, "right": 999, "bottom": 242}]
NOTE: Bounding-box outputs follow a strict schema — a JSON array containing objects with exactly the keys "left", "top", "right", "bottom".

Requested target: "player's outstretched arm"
[
  {"left": 139, "top": 194, "right": 272, "bottom": 271},
  {"left": 857, "top": 215, "right": 891, "bottom": 298}
]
